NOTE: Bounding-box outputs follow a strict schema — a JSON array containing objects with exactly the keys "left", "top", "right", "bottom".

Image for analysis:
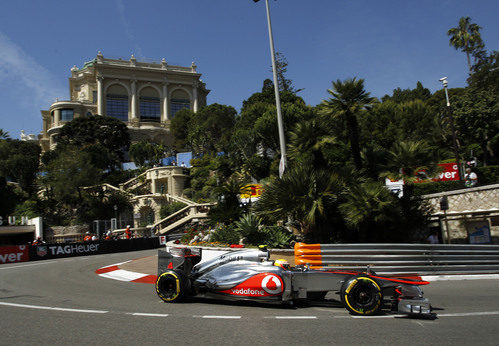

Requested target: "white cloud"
[
  {"left": 115, "top": 0, "right": 144, "bottom": 58},
  {"left": 0, "top": 31, "right": 66, "bottom": 108}
]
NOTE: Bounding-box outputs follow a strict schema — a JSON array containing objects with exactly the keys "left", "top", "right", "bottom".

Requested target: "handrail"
[
  {"left": 151, "top": 203, "right": 213, "bottom": 234},
  {"left": 294, "top": 243, "right": 499, "bottom": 275}
]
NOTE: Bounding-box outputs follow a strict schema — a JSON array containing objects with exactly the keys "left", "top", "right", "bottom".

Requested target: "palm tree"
[
  {"left": 382, "top": 140, "right": 440, "bottom": 197},
  {"left": 0, "top": 129, "right": 9, "bottom": 139},
  {"left": 287, "top": 119, "right": 336, "bottom": 169},
  {"left": 340, "top": 180, "right": 399, "bottom": 242},
  {"left": 320, "top": 78, "right": 375, "bottom": 170},
  {"left": 447, "top": 17, "right": 484, "bottom": 73},
  {"left": 254, "top": 165, "right": 344, "bottom": 241}
]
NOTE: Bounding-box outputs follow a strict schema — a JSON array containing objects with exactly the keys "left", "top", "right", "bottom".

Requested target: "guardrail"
[{"left": 294, "top": 243, "right": 499, "bottom": 275}]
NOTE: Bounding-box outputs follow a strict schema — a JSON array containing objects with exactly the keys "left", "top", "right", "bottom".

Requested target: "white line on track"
[
  {"left": 0, "top": 262, "right": 56, "bottom": 270},
  {"left": 274, "top": 316, "right": 317, "bottom": 319},
  {"left": 128, "top": 313, "right": 169, "bottom": 317},
  {"left": 196, "top": 315, "right": 242, "bottom": 319},
  {"left": 437, "top": 311, "right": 499, "bottom": 317},
  {"left": 0, "top": 302, "right": 108, "bottom": 314}
]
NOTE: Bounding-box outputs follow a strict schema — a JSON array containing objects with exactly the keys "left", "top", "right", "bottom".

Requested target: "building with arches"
[{"left": 39, "top": 52, "right": 209, "bottom": 152}]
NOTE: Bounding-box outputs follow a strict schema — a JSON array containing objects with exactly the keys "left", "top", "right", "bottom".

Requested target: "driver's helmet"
[{"left": 274, "top": 259, "right": 290, "bottom": 270}]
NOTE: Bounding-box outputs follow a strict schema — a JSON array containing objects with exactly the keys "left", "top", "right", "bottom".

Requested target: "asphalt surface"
[{"left": 1, "top": 249, "right": 499, "bottom": 345}]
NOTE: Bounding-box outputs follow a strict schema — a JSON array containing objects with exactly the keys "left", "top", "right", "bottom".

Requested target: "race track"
[{"left": 1, "top": 249, "right": 498, "bottom": 345}]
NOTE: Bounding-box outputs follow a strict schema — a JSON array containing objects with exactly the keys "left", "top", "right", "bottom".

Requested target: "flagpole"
[{"left": 262, "top": 0, "right": 287, "bottom": 178}]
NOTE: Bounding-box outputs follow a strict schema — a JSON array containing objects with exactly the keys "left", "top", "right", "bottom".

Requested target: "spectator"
[
  {"left": 105, "top": 230, "right": 112, "bottom": 241},
  {"left": 125, "top": 225, "right": 132, "bottom": 240},
  {"left": 91, "top": 234, "right": 98, "bottom": 241},
  {"left": 32, "top": 236, "right": 44, "bottom": 245},
  {"left": 83, "top": 232, "right": 92, "bottom": 242},
  {"left": 464, "top": 167, "right": 478, "bottom": 187},
  {"left": 427, "top": 231, "right": 439, "bottom": 244}
]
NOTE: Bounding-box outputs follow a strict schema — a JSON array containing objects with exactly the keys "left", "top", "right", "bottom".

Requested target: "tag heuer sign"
[{"left": 36, "top": 246, "right": 48, "bottom": 257}]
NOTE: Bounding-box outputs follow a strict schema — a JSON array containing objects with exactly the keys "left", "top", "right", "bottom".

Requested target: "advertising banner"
[
  {"left": 415, "top": 163, "right": 460, "bottom": 183},
  {"left": 0, "top": 245, "right": 29, "bottom": 264},
  {"left": 29, "top": 238, "right": 161, "bottom": 261}
]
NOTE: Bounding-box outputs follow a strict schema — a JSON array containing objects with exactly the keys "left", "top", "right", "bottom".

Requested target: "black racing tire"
[
  {"left": 340, "top": 275, "right": 383, "bottom": 316},
  {"left": 155, "top": 270, "right": 186, "bottom": 303}
]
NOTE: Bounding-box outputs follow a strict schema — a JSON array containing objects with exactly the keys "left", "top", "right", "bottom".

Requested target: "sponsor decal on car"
[{"left": 221, "top": 273, "right": 283, "bottom": 297}]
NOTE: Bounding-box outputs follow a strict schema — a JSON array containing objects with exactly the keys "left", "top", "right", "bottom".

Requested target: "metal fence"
[{"left": 294, "top": 243, "right": 499, "bottom": 275}]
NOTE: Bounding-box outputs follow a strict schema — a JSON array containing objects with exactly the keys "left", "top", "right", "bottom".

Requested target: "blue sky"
[{"left": 0, "top": 0, "right": 498, "bottom": 139}]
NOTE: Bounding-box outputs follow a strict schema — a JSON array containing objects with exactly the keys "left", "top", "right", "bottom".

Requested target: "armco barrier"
[{"left": 294, "top": 243, "right": 499, "bottom": 275}]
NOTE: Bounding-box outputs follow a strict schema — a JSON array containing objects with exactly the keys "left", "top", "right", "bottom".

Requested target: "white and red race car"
[{"left": 155, "top": 247, "right": 434, "bottom": 317}]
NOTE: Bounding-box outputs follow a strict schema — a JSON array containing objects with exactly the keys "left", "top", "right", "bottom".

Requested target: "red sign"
[
  {"left": 0, "top": 245, "right": 29, "bottom": 264},
  {"left": 415, "top": 163, "right": 460, "bottom": 183}
]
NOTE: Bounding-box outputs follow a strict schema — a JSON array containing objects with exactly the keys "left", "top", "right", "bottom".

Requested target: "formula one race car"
[{"left": 155, "top": 247, "right": 434, "bottom": 317}]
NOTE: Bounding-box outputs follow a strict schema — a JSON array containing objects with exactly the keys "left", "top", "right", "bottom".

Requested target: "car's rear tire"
[
  {"left": 340, "top": 275, "right": 383, "bottom": 316},
  {"left": 156, "top": 270, "right": 186, "bottom": 303}
]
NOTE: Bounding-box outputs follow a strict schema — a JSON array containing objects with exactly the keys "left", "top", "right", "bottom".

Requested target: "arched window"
[
  {"left": 139, "top": 87, "right": 160, "bottom": 122},
  {"left": 106, "top": 84, "right": 129, "bottom": 121},
  {"left": 170, "top": 89, "right": 190, "bottom": 118}
]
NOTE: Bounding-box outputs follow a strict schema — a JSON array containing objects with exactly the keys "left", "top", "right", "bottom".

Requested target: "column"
[
  {"left": 131, "top": 79, "right": 137, "bottom": 120},
  {"left": 162, "top": 83, "right": 169, "bottom": 120},
  {"left": 192, "top": 83, "right": 198, "bottom": 112},
  {"left": 54, "top": 109, "right": 61, "bottom": 127},
  {"left": 97, "top": 75, "right": 104, "bottom": 115}
]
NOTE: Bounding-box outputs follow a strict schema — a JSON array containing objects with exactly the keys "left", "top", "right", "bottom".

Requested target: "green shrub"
[
  {"left": 413, "top": 180, "right": 465, "bottom": 195},
  {"left": 209, "top": 224, "right": 241, "bottom": 244},
  {"left": 245, "top": 226, "right": 293, "bottom": 248},
  {"left": 234, "top": 213, "right": 261, "bottom": 237}
]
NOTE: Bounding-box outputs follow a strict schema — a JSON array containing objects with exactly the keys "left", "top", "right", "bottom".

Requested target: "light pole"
[
  {"left": 113, "top": 204, "right": 118, "bottom": 230},
  {"left": 439, "top": 77, "right": 462, "bottom": 181},
  {"left": 254, "top": 0, "right": 287, "bottom": 178}
]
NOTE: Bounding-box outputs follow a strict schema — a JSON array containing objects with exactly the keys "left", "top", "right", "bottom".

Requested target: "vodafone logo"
[
  {"left": 261, "top": 274, "right": 282, "bottom": 295},
  {"left": 221, "top": 273, "right": 284, "bottom": 297}
]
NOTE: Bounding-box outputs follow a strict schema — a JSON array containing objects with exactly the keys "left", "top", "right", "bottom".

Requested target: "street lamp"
[
  {"left": 113, "top": 204, "right": 118, "bottom": 229},
  {"left": 254, "top": 0, "right": 287, "bottom": 178},
  {"left": 439, "top": 77, "right": 462, "bottom": 181}
]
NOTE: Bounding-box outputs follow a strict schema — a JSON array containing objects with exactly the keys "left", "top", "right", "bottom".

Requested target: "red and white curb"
[{"left": 95, "top": 261, "right": 157, "bottom": 284}]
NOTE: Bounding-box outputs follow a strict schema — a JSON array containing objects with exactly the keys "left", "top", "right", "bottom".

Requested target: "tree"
[
  {"left": 56, "top": 116, "right": 130, "bottom": 162},
  {"left": 452, "top": 88, "right": 499, "bottom": 165},
  {"left": 254, "top": 165, "right": 344, "bottom": 242},
  {"left": 129, "top": 141, "right": 170, "bottom": 168},
  {"left": 468, "top": 51, "right": 499, "bottom": 93},
  {"left": 187, "top": 104, "right": 237, "bottom": 155},
  {"left": 39, "top": 146, "right": 104, "bottom": 224},
  {"left": 320, "top": 78, "right": 375, "bottom": 170},
  {"left": 0, "top": 139, "right": 40, "bottom": 193},
  {"left": 383, "top": 140, "right": 440, "bottom": 197},
  {"left": 170, "top": 108, "right": 194, "bottom": 151},
  {"left": 381, "top": 81, "right": 431, "bottom": 103},
  {"left": 447, "top": 17, "right": 484, "bottom": 73},
  {"left": 339, "top": 180, "right": 399, "bottom": 242},
  {"left": 0, "top": 129, "right": 9, "bottom": 139},
  {"left": 272, "top": 52, "right": 302, "bottom": 93}
]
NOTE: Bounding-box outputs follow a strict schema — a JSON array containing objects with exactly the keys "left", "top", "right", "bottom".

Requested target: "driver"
[{"left": 274, "top": 259, "right": 290, "bottom": 270}]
